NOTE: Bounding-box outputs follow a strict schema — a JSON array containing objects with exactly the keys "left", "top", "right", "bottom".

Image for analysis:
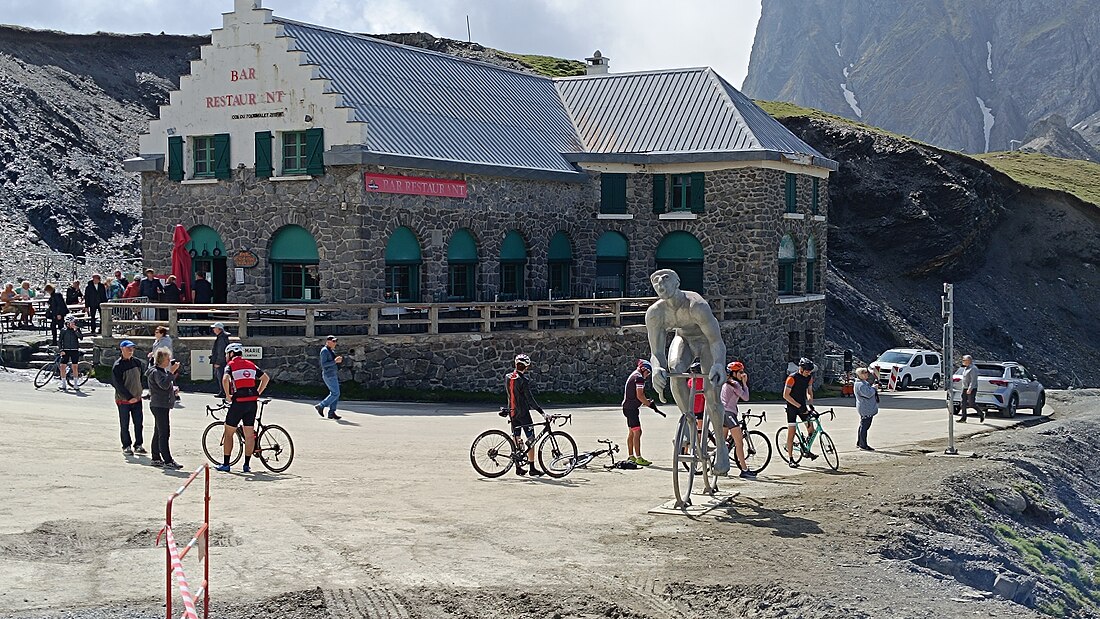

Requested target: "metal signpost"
[{"left": 942, "top": 283, "right": 957, "bottom": 455}]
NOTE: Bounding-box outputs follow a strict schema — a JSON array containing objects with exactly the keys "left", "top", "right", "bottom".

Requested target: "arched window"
[
  {"left": 270, "top": 225, "right": 320, "bottom": 302},
  {"left": 655, "top": 231, "right": 704, "bottom": 294},
  {"left": 384, "top": 226, "right": 422, "bottom": 302},
  {"left": 446, "top": 229, "right": 478, "bottom": 301},
  {"left": 187, "top": 225, "right": 227, "bottom": 303},
  {"left": 499, "top": 230, "right": 527, "bottom": 300},
  {"left": 806, "top": 236, "right": 818, "bottom": 294},
  {"left": 778, "top": 234, "right": 796, "bottom": 296},
  {"left": 595, "top": 231, "right": 629, "bottom": 298},
  {"left": 547, "top": 231, "right": 573, "bottom": 299}
]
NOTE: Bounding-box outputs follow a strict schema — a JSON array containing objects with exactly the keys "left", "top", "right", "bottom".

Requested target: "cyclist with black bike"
[
  {"left": 58, "top": 315, "right": 83, "bottom": 391},
  {"left": 217, "top": 343, "right": 270, "bottom": 473},
  {"left": 505, "top": 353, "right": 544, "bottom": 477},
  {"left": 783, "top": 357, "right": 818, "bottom": 468},
  {"left": 622, "top": 359, "right": 654, "bottom": 467}
]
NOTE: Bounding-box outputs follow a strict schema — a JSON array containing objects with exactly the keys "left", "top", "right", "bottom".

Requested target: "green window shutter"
[
  {"left": 812, "top": 177, "right": 820, "bottom": 215},
  {"left": 652, "top": 174, "right": 666, "bottom": 214},
  {"left": 167, "top": 136, "right": 183, "bottom": 181},
  {"left": 600, "top": 173, "right": 627, "bottom": 214},
  {"left": 689, "top": 172, "right": 706, "bottom": 213},
  {"left": 785, "top": 173, "right": 797, "bottom": 212},
  {"left": 213, "top": 133, "right": 231, "bottom": 180},
  {"left": 305, "top": 128, "right": 325, "bottom": 176},
  {"left": 255, "top": 131, "right": 273, "bottom": 179}
]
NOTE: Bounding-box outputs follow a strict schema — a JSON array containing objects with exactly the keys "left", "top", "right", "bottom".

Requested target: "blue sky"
[{"left": 0, "top": 0, "right": 763, "bottom": 85}]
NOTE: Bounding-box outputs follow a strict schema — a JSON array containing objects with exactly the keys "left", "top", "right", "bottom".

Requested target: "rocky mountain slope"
[
  {"left": 1020, "top": 115, "right": 1100, "bottom": 162},
  {"left": 743, "top": 0, "right": 1100, "bottom": 156},
  {"left": 761, "top": 102, "right": 1100, "bottom": 388}
]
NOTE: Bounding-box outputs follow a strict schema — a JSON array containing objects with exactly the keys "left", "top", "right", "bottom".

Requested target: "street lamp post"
[{"left": 942, "top": 283, "right": 957, "bottom": 455}]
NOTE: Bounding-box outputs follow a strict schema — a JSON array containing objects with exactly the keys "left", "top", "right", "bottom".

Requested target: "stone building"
[{"left": 122, "top": 0, "right": 837, "bottom": 392}]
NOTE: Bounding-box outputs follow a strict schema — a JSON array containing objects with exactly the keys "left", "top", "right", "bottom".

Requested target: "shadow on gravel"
[{"left": 712, "top": 499, "right": 824, "bottom": 538}]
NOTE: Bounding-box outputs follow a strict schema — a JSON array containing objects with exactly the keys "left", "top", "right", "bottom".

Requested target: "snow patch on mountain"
[
  {"left": 842, "top": 82, "right": 863, "bottom": 118},
  {"left": 986, "top": 41, "right": 993, "bottom": 75},
  {"left": 976, "top": 96, "right": 995, "bottom": 152},
  {"left": 834, "top": 42, "right": 842, "bottom": 57}
]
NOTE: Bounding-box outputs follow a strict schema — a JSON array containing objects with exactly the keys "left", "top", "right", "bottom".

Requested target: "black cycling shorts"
[
  {"left": 225, "top": 400, "right": 258, "bottom": 427},
  {"left": 623, "top": 406, "right": 641, "bottom": 429},
  {"left": 60, "top": 350, "right": 82, "bottom": 363},
  {"left": 786, "top": 406, "right": 809, "bottom": 425},
  {"left": 510, "top": 411, "right": 535, "bottom": 442}
]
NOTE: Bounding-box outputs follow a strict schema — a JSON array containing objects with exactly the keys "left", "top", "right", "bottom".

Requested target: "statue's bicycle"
[{"left": 669, "top": 372, "right": 721, "bottom": 508}]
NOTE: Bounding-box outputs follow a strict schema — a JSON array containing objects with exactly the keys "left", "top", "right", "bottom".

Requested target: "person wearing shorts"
[
  {"left": 58, "top": 316, "right": 83, "bottom": 391},
  {"left": 217, "top": 343, "right": 270, "bottom": 473},
  {"left": 783, "top": 358, "right": 818, "bottom": 468},
  {"left": 622, "top": 360, "right": 654, "bottom": 466},
  {"left": 505, "top": 353, "right": 545, "bottom": 477},
  {"left": 721, "top": 361, "right": 753, "bottom": 478}
]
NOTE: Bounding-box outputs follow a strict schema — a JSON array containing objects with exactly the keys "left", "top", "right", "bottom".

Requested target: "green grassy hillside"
[
  {"left": 757, "top": 99, "right": 1100, "bottom": 208},
  {"left": 496, "top": 51, "right": 586, "bottom": 77}
]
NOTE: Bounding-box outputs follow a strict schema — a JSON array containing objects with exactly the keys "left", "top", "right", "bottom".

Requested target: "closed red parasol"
[{"left": 171, "top": 225, "right": 192, "bottom": 303}]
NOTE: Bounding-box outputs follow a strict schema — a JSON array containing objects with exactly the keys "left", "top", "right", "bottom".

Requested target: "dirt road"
[{"left": 0, "top": 369, "right": 1087, "bottom": 618}]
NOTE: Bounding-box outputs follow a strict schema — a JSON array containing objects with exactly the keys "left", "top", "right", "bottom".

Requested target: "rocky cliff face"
[
  {"left": 1020, "top": 115, "right": 1100, "bottom": 162},
  {"left": 776, "top": 113, "right": 1100, "bottom": 387},
  {"left": 744, "top": 0, "right": 1100, "bottom": 156}
]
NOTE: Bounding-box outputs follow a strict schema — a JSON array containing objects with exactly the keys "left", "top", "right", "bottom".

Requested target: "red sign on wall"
[{"left": 364, "top": 173, "right": 468, "bottom": 199}]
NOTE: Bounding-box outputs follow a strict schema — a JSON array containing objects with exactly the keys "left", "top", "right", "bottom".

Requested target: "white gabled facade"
[{"left": 136, "top": 0, "right": 364, "bottom": 176}]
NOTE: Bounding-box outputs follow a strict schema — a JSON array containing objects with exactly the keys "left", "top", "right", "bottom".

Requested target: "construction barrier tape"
[{"left": 164, "top": 525, "right": 199, "bottom": 619}]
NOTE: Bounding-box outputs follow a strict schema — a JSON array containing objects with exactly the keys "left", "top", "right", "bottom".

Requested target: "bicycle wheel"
[
  {"left": 672, "top": 416, "right": 697, "bottom": 508},
  {"left": 72, "top": 362, "right": 94, "bottom": 387},
  {"left": 538, "top": 431, "right": 578, "bottom": 478},
  {"left": 819, "top": 432, "right": 840, "bottom": 471},
  {"left": 34, "top": 364, "right": 56, "bottom": 389},
  {"left": 256, "top": 424, "right": 295, "bottom": 472},
  {"left": 742, "top": 430, "right": 773, "bottom": 475},
  {"left": 470, "top": 429, "right": 515, "bottom": 478},
  {"left": 775, "top": 427, "right": 805, "bottom": 465},
  {"left": 202, "top": 421, "right": 242, "bottom": 466}
]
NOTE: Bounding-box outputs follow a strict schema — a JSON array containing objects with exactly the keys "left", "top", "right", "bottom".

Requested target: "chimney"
[
  {"left": 585, "top": 50, "right": 610, "bottom": 75},
  {"left": 235, "top": 0, "right": 260, "bottom": 12}
]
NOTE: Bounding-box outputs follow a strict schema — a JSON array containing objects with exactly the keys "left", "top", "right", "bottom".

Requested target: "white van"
[{"left": 869, "top": 348, "right": 943, "bottom": 390}]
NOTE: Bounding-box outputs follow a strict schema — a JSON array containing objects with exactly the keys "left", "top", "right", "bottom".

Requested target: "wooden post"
[
  {"left": 237, "top": 308, "right": 248, "bottom": 339},
  {"left": 102, "top": 304, "right": 114, "bottom": 336},
  {"left": 481, "top": 305, "right": 492, "bottom": 333},
  {"left": 368, "top": 307, "right": 379, "bottom": 336},
  {"left": 428, "top": 305, "right": 440, "bottom": 335},
  {"left": 571, "top": 301, "right": 580, "bottom": 329},
  {"left": 168, "top": 307, "right": 178, "bottom": 336},
  {"left": 716, "top": 298, "right": 726, "bottom": 322},
  {"left": 528, "top": 303, "right": 539, "bottom": 331},
  {"left": 305, "top": 307, "right": 315, "bottom": 338}
]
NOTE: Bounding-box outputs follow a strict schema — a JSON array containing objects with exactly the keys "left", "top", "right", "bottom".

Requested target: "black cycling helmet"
[{"left": 798, "top": 357, "right": 815, "bottom": 371}]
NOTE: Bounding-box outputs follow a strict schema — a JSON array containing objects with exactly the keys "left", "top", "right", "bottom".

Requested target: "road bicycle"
[
  {"left": 671, "top": 372, "right": 719, "bottom": 508},
  {"left": 775, "top": 406, "right": 839, "bottom": 471},
  {"left": 725, "top": 409, "right": 773, "bottom": 475},
  {"left": 33, "top": 346, "right": 93, "bottom": 389},
  {"left": 201, "top": 398, "right": 295, "bottom": 472},
  {"left": 470, "top": 412, "right": 577, "bottom": 479},
  {"left": 550, "top": 438, "right": 621, "bottom": 473}
]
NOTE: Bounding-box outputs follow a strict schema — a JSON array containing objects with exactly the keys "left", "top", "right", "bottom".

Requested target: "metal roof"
[
  {"left": 555, "top": 68, "right": 835, "bottom": 168},
  {"left": 275, "top": 18, "right": 585, "bottom": 179},
  {"left": 273, "top": 19, "right": 836, "bottom": 177}
]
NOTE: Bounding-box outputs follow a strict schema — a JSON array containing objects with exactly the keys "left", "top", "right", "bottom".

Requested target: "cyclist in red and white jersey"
[{"left": 216, "top": 343, "right": 270, "bottom": 473}]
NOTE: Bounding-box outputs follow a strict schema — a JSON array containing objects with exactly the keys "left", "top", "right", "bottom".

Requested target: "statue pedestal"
[{"left": 648, "top": 491, "right": 738, "bottom": 517}]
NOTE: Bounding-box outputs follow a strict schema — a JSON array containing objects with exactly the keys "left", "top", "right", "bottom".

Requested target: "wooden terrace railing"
[{"left": 101, "top": 296, "right": 757, "bottom": 339}]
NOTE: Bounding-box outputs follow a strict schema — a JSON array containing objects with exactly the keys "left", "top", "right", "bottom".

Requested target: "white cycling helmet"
[
  {"left": 225, "top": 343, "right": 244, "bottom": 356},
  {"left": 514, "top": 353, "right": 531, "bottom": 368},
  {"left": 64, "top": 314, "right": 77, "bottom": 325}
]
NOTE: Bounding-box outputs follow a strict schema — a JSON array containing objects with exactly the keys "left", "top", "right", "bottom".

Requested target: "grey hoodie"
[
  {"left": 959, "top": 364, "right": 978, "bottom": 391},
  {"left": 146, "top": 364, "right": 175, "bottom": 409}
]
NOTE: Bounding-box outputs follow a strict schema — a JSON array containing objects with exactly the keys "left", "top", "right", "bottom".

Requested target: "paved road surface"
[{"left": 0, "top": 370, "right": 1045, "bottom": 612}]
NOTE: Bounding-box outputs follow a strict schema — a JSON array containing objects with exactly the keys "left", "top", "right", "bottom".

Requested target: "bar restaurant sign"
[{"left": 364, "top": 173, "right": 468, "bottom": 199}]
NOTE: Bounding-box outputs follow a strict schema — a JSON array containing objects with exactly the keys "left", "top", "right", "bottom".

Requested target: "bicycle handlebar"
[
  {"left": 742, "top": 409, "right": 766, "bottom": 426},
  {"left": 806, "top": 406, "right": 835, "bottom": 421}
]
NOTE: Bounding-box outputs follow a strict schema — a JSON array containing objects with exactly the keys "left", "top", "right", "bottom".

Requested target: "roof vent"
[{"left": 585, "top": 50, "right": 610, "bottom": 75}]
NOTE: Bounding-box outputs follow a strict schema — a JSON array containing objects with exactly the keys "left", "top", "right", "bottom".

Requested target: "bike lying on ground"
[
  {"left": 201, "top": 398, "right": 295, "bottom": 472},
  {"left": 550, "top": 438, "right": 621, "bottom": 473},
  {"left": 470, "top": 412, "right": 577, "bottom": 479},
  {"left": 776, "top": 406, "right": 839, "bottom": 471},
  {"left": 33, "top": 346, "right": 93, "bottom": 389}
]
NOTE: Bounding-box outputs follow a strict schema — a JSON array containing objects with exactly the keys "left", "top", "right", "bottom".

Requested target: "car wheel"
[
  {"left": 1033, "top": 392, "right": 1045, "bottom": 416},
  {"left": 900, "top": 374, "right": 911, "bottom": 390},
  {"left": 1002, "top": 394, "right": 1018, "bottom": 418},
  {"left": 930, "top": 374, "right": 941, "bottom": 390}
]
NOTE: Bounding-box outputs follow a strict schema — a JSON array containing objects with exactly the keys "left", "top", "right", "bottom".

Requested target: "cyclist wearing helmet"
[
  {"left": 721, "top": 361, "right": 753, "bottom": 478},
  {"left": 783, "top": 357, "right": 817, "bottom": 467},
  {"left": 58, "top": 315, "right": 83, "bottom": 391},
  {"left": 505, "top": 353, "right": 545, "bottom": 477},
  {"left": 621, "top": 359, "right": 654, "bottom": 467},
  {"left": 217, "top": 343, "right": 270, "bottom": 473}
]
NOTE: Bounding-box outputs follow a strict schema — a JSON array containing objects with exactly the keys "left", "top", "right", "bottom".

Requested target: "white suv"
[{"left": 869, "top": 348, "right": 943, "bottom": 390}]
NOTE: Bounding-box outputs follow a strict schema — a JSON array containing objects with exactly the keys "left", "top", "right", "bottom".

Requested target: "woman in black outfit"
[
  {"left": 146, "top": 348, "right": 183, "bottom": 469},
  {"left": 65, "top": 280, "right": 83, "bottom": 306}
]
